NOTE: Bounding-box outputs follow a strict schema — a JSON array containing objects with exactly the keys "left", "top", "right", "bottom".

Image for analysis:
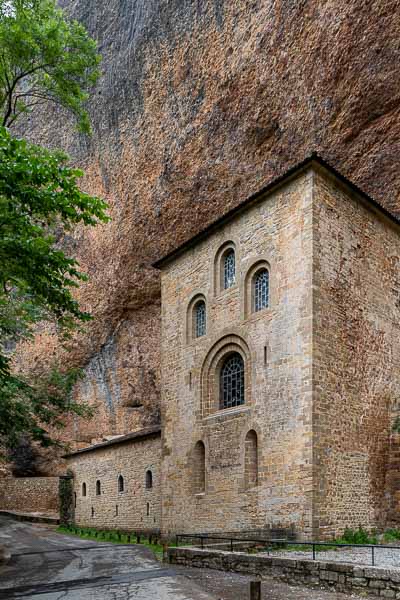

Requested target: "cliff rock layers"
[{"left": 18, "top": 0, "right": 400, "bottom": 458}]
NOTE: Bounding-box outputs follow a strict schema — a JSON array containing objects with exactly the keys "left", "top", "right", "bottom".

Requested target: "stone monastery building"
[{"left": 66, "top": 155, "right": 400, "bottom": 540}]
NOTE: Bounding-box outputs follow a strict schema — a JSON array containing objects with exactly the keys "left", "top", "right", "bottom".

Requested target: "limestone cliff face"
[{"left": 19, "top": 0, "right": 400, "bottom": 455}]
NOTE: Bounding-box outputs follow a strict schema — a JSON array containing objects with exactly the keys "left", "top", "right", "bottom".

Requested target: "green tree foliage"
[
  {"left": 0, "top": 127, "right": 108, "bottom": 449},
  {"left": 0, "top": 0, "right": 100, "bottom": 131}
]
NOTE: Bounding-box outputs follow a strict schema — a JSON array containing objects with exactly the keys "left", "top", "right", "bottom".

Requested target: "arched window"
[
  {"left": 187, "top": 294, "right": 207, "bottom": 343},
  {"left": 82, "top": 482, "right": 87, "bottom": 497},
  {"left": 253, "top": 268, "right": 269, "bottom": 312},
  {"left": 145, "top": 470, "right": 153, "bottom": 489},
  {"left": 96, "top": 480, "right": 101, "bottom": 496},
  {"left": 220, "top": 352, "right": 245, "bottom": 409},
  {"left": 118, "top": 475, "right": 124, "bottom": 493},
  {"left": 194, "top": 300, "right": 206, "bottom": 338},
  {"left": 223, "top": 249, "right": 236, "bottom": 289},
  {"left": 244, "top": 430, "right": 258, "bottom": 489},
  {"left": 193, "top": 440, "right": 206, "bottom": 494}
]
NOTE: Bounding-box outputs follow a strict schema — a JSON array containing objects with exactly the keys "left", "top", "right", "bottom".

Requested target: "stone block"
[
  {"left": 320, "top": 570, "right": 339, "bottom": 582},
  {"left": 380, "top": 590, "right": 396, "bottom": 598},
  {"left": 369, "top": 579, "right": 386, "bottom": 589},
  {"left": 347, "top": 577, "right": 368, "bottom": 587},
  {"left": 364, "top": 569, "right": 390, "bottom": 580}
]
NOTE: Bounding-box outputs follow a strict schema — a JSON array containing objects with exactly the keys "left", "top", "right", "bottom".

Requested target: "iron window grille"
[
  {"left": 253, "top": 268, "right": 269, "bottom": 311},
  {"left": 194, "top": 301, "right": 206, "bottom": 337},
  {"left": 220, "top": 353, "right": 245, "bottom": 409},
  {"left": 223, "top": 250, "right": 236, "bottom": 289}
]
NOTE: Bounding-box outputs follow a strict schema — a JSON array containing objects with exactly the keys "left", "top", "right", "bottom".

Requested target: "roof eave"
[{"left": 152, "top": 153, "right": 400, "bottom": 270}]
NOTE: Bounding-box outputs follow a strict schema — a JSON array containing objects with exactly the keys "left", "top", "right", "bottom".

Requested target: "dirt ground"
[{"left": 174, "top": 565, "right": 365, "bottom": 600}]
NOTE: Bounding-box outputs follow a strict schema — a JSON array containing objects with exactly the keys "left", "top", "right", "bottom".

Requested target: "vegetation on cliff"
[
  {"left": 0, "top": 0, "right": 106, "bottom": 453},
  {"left": 0, "top": 0, "right": 100, "bottom": 131}
]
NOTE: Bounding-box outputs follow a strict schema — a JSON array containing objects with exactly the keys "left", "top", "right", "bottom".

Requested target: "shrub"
[{"left": 338, "top": 527, "right": 377, "bottom": 545}]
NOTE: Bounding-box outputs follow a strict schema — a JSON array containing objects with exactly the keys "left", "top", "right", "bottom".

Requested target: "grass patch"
[
  {"left": 336, "top": 527, "right": 378, "bottom": 546},
  {"left": 57, "top": 525, "right": 168, "bottom": 559},
  {"left": 382, "top": 529, "right": 400, "bottom": 543}
]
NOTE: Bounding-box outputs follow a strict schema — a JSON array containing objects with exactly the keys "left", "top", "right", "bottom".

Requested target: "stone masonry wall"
[
  {"left": 169, "top": 547, "right": 400, "bottom": 598},
  {"left": 0, "top": 477, "right": 59, "bottom": 513},
  {"left": 67, "top": 433, "right": 161, "bottom": 532},
  {"left": 312, "top": 167, "right": 400, "bottom": 538},
  {"left": 160, "top": 172, "right": 314, "bottom": 537}
]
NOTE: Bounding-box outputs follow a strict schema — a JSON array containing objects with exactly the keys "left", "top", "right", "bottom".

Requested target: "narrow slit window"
[
  {"left": 146, "top": 470, "right": 153, "bottom": 489},
  {"left": 146, "top": 502, "right": 150, "bottom": 516},
  {"left": 82, "top": 482, "right": 87, "bottom": 497},
  {"left": 223, "top": 249, "right": 236, "bottom": 289},
  {"left": 253, "top": 268, "right": 269, "bottom": 312},
  {"left": 244, "top": 430, "right": 259, "bottom": 489},
  {"left": 194, "top": 301, "right": 206, "bottom": 337},
  {"left": 96, "top": 480, "right": 101, "bottom": 496},
  {"left": 118, "top": 475, "right": 124, "bottom": 493},
  {"left": 220, "top": 353, "right": 245, "bottom": 409},
  {"left": 193, "top": 441, "right": 206, "bottom": 494}
]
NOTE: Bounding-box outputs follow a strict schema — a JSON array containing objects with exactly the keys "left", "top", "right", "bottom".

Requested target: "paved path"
[{"left": 0, "top": 515, "right": 215, "bottom": 599}]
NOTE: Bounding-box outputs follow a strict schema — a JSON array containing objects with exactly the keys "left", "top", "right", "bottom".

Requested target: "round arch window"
[
  {"left": 193, "top": 300, "right": 206, "bottom": 338},
  {"left": 219, "top": 352, "right": 245, "bottom": 409},
  {"left": 253, "top": 268, "right": 269, "bottom": 312},
  {"left": 222, "top": 249, "right": 236, "bottom": 289}
]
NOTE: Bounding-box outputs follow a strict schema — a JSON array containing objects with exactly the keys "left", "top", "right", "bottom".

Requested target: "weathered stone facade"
[
  {"left": 312, "top": 169, "right": 400, "bottom": 538},
  {"left": 159, "top": 167, "right": 314, "bottom": 537},
  {"left": 66, "top": 427, "right": 161, "bottom": 532},
  {"left": 157, "top": 156, "right": 400, "bottom": 539},
  {"left": 65, "top": 157, "right": 400, "bottom": 539},
  {"left": 0, "top": 477, "right": 59, "bottom": 514}
]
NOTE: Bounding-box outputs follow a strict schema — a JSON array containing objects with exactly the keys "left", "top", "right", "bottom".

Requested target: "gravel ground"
[
  {"left": 262, "top": 545, "right": 400, "bottom": 569},
  {"left": 174, "top": 565, "right": 365, "bottom": 600}
]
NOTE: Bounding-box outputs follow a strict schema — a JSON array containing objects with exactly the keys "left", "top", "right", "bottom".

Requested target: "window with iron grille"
[
  {"left": 194, "top": 300, "right": 206, "bottom": 337},
  {"left": 220, "top": 352, "right": 245, "bottom": 409},
  {"left": 253, "top": 268, "right": 269, "bottom": 311},
  {"left": 223, "top": 249, "right": 236, "bottom": 289}
]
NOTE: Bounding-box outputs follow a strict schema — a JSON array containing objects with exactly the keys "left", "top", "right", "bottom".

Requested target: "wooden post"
[
  {"left": 250, "top": 581, "right": 261, "bottom": 600},
  {"left": 162, "top": 543, "right": 168, "bottom": 561}
]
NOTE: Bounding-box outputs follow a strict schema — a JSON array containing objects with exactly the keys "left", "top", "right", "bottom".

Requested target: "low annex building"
[
  {"left": 65, "top": 426, "right": 161, "bottom": 532},
  {"left": 66, "top": 154, "right": 400, "bottom": 540}
]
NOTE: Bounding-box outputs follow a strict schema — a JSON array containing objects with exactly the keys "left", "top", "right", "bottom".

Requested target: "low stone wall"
[
  {"left": 0, "top": 477, "right": 59, "bottom": 513},
  {"left": 168, "top": 547, "right": 400, "bottom": 598}
]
